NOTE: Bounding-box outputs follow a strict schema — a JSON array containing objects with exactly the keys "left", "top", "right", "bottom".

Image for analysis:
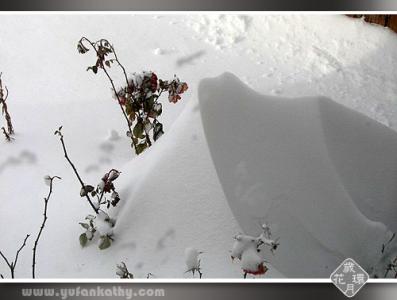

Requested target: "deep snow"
[
  {"left": 0, "top": 14, "right": 397, "bottom": 278},
  {"left": 200, "top": 72, "right": 396, "bottom": 277}
]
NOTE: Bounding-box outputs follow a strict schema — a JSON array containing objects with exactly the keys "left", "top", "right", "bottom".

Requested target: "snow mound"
[
  {"left": 111, "top": 99, "right": 285, "bottom": 278},
  {"left": 199, "top": 72, "right": 397, "bottom": 277}
]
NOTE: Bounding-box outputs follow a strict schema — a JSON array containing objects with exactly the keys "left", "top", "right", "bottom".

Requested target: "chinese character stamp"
[{"left": 331, "top": 258, "right": 369, "bottom": 297}]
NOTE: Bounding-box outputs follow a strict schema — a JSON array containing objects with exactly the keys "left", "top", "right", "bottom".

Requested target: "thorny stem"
[
  {"left": 110, "top": 45, "right": 150, "bottom": 149},
  {"left": 80, "top": 37, "right": 138, "bottom": 151},
  {"left": 1, "top": 127, "right": 12, "bottom": 141},
  {"left": 32, "top": 176, "right": 61, "bottom": 279},
  {"left": 0, "top": 234, "right": 30, "bottom": 278},
  {"left": 56, "top": 129, "right": 99, "bottom": 214},
  {"left": 110, "top": 44, "right": 130, "bottom": 89},
  {"left": 0, "top": 73, "right": 14, "bottom": 139},
  {"left": 15, "top": 235, "right": 30, "bottom": 273},
  {"left": 101, "top": 62, "right": 137, "bottom": 150}
]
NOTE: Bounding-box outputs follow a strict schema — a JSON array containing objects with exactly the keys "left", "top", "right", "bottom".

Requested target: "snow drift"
[
  {"left": 112, "top": 99, "right": 250, "bottom": 278},
  {"left": 1, "top": 14, "right": 397, "bottom": 279},
  {"left": 199, "top": 73, "right": 397, "bottom": 277}
]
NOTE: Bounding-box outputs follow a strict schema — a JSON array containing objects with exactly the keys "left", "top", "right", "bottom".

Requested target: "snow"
[
  {"left": 187, "top": 15, "right": 252, "bottom": 49},
  {"left": 1, "top": 14, "right": 397, "bottom": 279},
  {"left": 231, "top": 235, "right": 257, "bottom": 261},
  {"left": 230, "top": 224, "right": 278, "bottom": 275},
  {"left": 200, "top": 72, "right": 395, "bottom": 277},
  {"left": 107, "top": 129, "right": 121, "bottom": 142},
  {"left": 184, "top": 247, "right": 202, "bottom": 271},
  {"left": 153, "top": 48, "right": 164, "bottom": 56},
  {"left": 96, "top": 211, "right": 114, "bottom": 237},
  {"left": 241, "top": 247, "right": 263, "bottom": 273}
]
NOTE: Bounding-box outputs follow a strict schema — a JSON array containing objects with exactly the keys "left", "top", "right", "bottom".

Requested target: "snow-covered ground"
[{"left": 0, "top": 14, "right": 397, "bottom": 279}]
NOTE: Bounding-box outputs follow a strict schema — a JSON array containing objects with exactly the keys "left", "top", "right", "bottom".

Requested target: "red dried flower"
[{"left": 243, "top": 263, "right": 268, "bottom": 276}]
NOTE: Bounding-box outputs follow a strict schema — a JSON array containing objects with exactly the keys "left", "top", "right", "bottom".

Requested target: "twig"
[
  {"left": 79, "top": 37, "right": 137, "bottom": 151},
  {"left": 55, "top": 127, "right": 99, "bottom": 214},
  {"left": 1, "top": 127, "right": 12, "bottom": 141},
  {"left": 0, "top": 234, "right": 30, "bottom": 278},
  {"left": 32, "top": 176, "right": 61, "bottom": 278},
  {"left": 110, "top": 43, "right": 130, "bottom": 89},
  {"left": 14, "top": 235, "right": 30, "bottom": 271},
  {"left": 0, "top": 73, "right": 14, "bottom": 137},
  {"left": 0, "top": 251, "right": 12, "bottom": 273}
]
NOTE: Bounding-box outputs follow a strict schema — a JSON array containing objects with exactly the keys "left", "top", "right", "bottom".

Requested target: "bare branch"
[
  {"left": 32, "top": 176, "right": 61, "bottom": 278},
  {"left": 79, "top": 37, "right": 136, "bottom": 150},
  {"left": 0, "top": 250, "right": 12, "bottom": 270},
  {"left": 1, "top": 127, "right": 13, "bottom": 142},
  {"left": 14, "top": 235, "right": 30, "bottom": 270},
  {"left": 0, "top": 234, "right": 30, "bottom": 278},
  {"left": 0, "top": 73, "right": 15, "bottom": 137},
  {"left": 55, "top": 127, "right": 99, "bottom": 214},
  {"left": 4, "top": 86, "right": 8, "bottom": 102}
]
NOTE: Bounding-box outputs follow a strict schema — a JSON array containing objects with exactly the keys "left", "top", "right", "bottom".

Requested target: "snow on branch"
[
  {"left": 231, "top": 223, "right": 279, "bottom": 278},
  {"left": 184, "top": 247, "right": 204, "bottom": 278}
]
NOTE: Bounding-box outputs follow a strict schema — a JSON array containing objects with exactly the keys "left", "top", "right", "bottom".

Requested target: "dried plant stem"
[
  {"left": 0, "top": 234, "right": 30, "bottom": 278},
  {"left": 32, "top": 176, "right": 61, "bottom": 279},
  {"left": 80, "top": 37, "right": 137, "bottom": 151},
  {"left": 0, "top": 73, "right": 14, "bottom": 138},
  {"left": 1, "top": 127, "right": 12, "bottom": 141},
  {"left": 56, "top": 128, "right": 99, "bottom": 214}
]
